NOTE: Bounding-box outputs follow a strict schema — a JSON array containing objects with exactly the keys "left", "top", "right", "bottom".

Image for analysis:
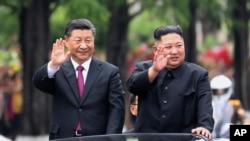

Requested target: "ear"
[
  {"left": 130, "top": 105, "right": 137, "bottom": 116},
  {"left": 63, "top": 36, "right": 69, "bottom": 49}
]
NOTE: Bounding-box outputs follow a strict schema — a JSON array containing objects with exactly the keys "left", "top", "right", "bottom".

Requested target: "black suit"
[
  {"left": 33, "top": 57, "right": 125, "bottom": 140},
  {"left": 126, "top": 61, "right": 214, "bottom": 133}
]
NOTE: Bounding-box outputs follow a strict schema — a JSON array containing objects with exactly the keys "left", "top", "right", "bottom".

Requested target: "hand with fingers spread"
[
  {"left": 50, "top": 38, "right": 71, "bottom": 69},
  {"left": 152, "top": 52, "right": 170, "bottom": 73},
  {"left": 192, "top": 127, "right": 212, "bottom": 139},
  {"left": 148, "top": 44, "right": 170, "bottom": 83}
]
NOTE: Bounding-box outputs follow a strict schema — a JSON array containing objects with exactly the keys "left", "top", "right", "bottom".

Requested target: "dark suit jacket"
[
  {"left": 126, "top": 61, "right": 214, "bottom": 133},
  {"left": 32, "top": 57, "right": 125, "bottom": 140}
]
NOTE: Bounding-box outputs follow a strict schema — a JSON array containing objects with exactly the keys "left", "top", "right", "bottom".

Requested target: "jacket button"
[
  {"left": 162, "top": 115, "right": 166, "bottom": 118},
  {"left": 163, "top": 100, "right": 167, "bottom": 104},
  {"left": 78, "top": 109, "right": 82, "bottom": 112}
]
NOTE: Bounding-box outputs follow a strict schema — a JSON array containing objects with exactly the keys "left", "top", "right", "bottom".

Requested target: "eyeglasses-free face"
[{"left": 152, "top": 33, "right": 185, "bottom": 69}]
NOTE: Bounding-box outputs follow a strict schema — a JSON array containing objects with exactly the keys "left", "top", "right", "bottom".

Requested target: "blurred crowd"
[
  {"left": 0, "top": 36, "right": 23, "bottom": 141},
  {"left": 126, "top": 42, "right": 153, "bottom": 78}
]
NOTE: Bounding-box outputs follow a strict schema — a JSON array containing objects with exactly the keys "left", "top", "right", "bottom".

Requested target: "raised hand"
[
  {"left": 152, "top": 44, "right": 169, "bottom": 72},
  {"left": 148, "top": 44, "right": 170, "bottom": 83},
  {"left": 50, "top": 38, "right": 71, "bottom": 69}
]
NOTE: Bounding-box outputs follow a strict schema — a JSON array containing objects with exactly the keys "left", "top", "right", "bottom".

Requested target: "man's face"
[
  {"left": 153, "top": 33, "right": 185, "bottom": 69},
  {"left": 65, "top": 29, "right": 95, "bottom": 64}
]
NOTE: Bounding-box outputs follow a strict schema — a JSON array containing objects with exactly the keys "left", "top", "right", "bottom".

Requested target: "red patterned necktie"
[{"left": 76, "top": 65, "right": 84, "bottom": 131}]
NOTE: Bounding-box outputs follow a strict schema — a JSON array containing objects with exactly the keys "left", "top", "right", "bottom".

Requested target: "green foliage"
[
  {"left": 128, "top": 10, "right": 168, "bottom": 48},
  {"left": 166, "top": 0, "right": 190, "bottom": 28},
  {"left": 50, "top": 0, "right": 110, "bottom": 49},
  {"left": 0, "top": 6, "right": 19, "bottom": 49},
  {"left": 197, "top": 0, "right": 222, "bottom": 28},
  {"left": 50, "top": 6, "right": 69, "bottom": 41},
  {"left": 1, "top": 0, "right": 247, "bottom": 56},
  {"left": 0, "top": 49, "right": 21, "bottom": 74},
  {"left": 128, "top": 0, "right": 191, "bottom": 48},
  {"left": 201, "top": 34, "right": 219, "bottom": 51},
  {"left": 0, "top": 0, "right": 20, "bottom": 7}
]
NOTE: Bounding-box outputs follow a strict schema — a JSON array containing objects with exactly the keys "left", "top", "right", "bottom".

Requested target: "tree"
[
  {"left": 19, "top": 0, "right": 56, "bottom": 135},
  {"left": 185, "top": 0, "right": 198, "bottom": 63},
  {"left": 230, "top": 0, "right": 250, "bottom": 110},
  {"left": 103, "top": 0, "right": 143, "bottom": 129},
  {"left": 0, "top": 0, "right": 56, "bottom": 135}
]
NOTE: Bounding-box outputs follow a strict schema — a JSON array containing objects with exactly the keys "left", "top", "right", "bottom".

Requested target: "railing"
[{"left": 51, "top": 133, "right": 213, "bottom": 141}]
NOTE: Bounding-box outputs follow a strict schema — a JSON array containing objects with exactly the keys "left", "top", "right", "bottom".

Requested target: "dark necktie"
[
  {"left": 77, "top": 66, "right": 84, "bottom": 98},
  {"left": 76, "top": 66, "right": 84, "bottom": 131}
]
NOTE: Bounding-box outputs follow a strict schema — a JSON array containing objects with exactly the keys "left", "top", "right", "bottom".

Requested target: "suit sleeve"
[
  {"left": 126, "top": 62, "right": 153, "bottom": 96},
  {"left": 106, "top": 67, "right": 125, "bottom": 134},
  {"left": 32, "top": 63, "right": 55, "bottom": 95},
  {"left": 196, "top": 71, "right": 214, "bottom": 132}
]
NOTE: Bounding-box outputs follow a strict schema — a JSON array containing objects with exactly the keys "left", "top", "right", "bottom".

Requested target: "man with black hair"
[
  {"left": 126, "top": 25, "right": 214, "bottom": 139},
  {"left": 33, "top": 18, "right": 125, "bottom": 140}
]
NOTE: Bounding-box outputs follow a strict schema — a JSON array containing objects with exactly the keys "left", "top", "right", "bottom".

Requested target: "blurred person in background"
[
  {"left": 129, "top": 94, "right": 138, "bottom": 125},
  {"left": 0, "top": 67, "right": 16, "bottom": 141},
  {"left": 210, "top": 74, "right": 249, "bottom": 139},
  {"left": 0, "top": 66, "right": 11, "bottom": 136},
  {"left": 0, "top": 46, "right": 22, "bottom": 141},
  {"left": 210, "top": 75, "right": 233, "bottom": 138},
  {"left": 123, "top": 94, "right": 138, "bottom": 133},
  {"left": 1, "top": 72, "right": 23, "bottom": 141},
  {"left": 229, "top": 99, "right": 249, "bottom": 125}
]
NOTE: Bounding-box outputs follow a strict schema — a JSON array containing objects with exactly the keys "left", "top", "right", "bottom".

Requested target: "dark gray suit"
[{"left": 33, "top": 57, "right": 125, "bottom": 140}]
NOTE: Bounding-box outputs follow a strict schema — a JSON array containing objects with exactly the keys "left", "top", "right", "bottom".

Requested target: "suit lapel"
[
  {"left": 61, "top": 60, "right": 81, "bottom": 104},
  {"left": 81, "top": 57, "right": 101, "bottom": 104}
]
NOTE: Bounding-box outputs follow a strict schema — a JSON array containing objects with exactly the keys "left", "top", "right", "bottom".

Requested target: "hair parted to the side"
[{"left": 64, "top": 18, "right": 96, "bottom": 37}]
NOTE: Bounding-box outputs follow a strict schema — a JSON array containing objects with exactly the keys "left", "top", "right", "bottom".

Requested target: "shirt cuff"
[{"left": 47, "top": 61, "right": 60, "bottom": 78}]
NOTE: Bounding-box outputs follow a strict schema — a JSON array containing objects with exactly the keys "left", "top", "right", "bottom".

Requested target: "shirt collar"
[
  {"left": 168, "top": 62, "right": 185, "bottom": 78},
  {"left": 71, "top": 57, "right": 92, "bottom": 71}
]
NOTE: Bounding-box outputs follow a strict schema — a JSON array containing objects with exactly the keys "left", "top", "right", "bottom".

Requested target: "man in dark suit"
[
  {"left": 32, "top": 18, "right": 125, "bottom": 140},
  {"left": 126, "top": 25, "right": 214, "bottom": 139}
]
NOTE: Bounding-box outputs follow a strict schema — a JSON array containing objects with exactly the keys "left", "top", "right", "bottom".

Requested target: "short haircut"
[
  {"left": 129, "top": 94, "right": 137, "bottom": 105},
  {"left": 64, "top": 18, "right": 96, "bottom": 37},
  {"left": 153, "top": 25, "right": 183, "bottom": 41}
]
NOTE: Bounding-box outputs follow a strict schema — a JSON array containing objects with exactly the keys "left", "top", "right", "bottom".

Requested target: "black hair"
[
  {"left": 64, "top": 18, "right": 96, "bottom": 37},
  {"left": 129, "top": 94, "right": 137, "bottom": 105},
  {"left": 129, "top": 94, "right": 137, "bottom": 124},
  {"left": 153, "top": 25, "right": 183, "bottom": 41}
]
